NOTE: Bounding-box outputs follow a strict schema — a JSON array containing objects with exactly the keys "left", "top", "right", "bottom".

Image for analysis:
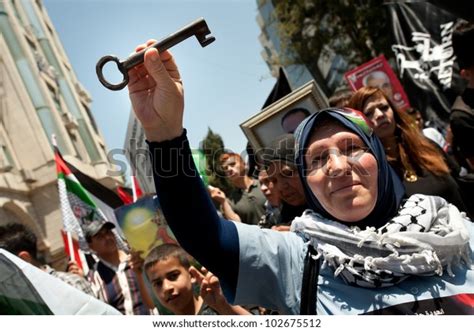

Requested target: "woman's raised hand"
[{"left": 128, "top": 39, "right": 184, "bottom": 142}]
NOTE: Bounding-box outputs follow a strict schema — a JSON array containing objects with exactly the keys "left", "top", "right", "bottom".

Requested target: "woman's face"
[
  {"left": 362, "top": 94, "right": 396, "bottom": 140},
  {"left": 305, "top": 122, "right": 378, "bottom": 222}
]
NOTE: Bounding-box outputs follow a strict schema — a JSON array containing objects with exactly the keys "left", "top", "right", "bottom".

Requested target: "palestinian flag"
[
  {"left": 0, "top": 249, "right": 120, "bottom": 315},
  {"left": 337, "top": 108, "right": 374, "bottom": 136},
  {"left": 117, "top": 176, "right": 144, "bottom": 205},
  {"left": 55, "top": 147, "right": 126, "bottom": 251},
  {"left": 62, "top": 156, "right": 128, "bottom": 245},
  {"left": 117, "top": 186, "right": 134, "bottom": 205}
]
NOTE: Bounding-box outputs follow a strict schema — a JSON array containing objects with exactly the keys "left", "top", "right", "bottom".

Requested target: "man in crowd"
[
  {"left": 210, "top": 153, "right": 266, "bottom": 225},
  {"left": 257, "top": 168, "right": 282, "bottom": 229},
  {"left": 261, "top": 134, "right": 308, "bottom": 230},
  {"left": 0, "top": 223, "right": 95, "bottom": 297},
  {"left": 363, "top": 70, "right": 394, "bottom": 100},
  {"left": 85, "top": 219, "right": 155, "bottom": 314},
  {"left": 451, "top": 20, "right": 474, "bottom": 173}
]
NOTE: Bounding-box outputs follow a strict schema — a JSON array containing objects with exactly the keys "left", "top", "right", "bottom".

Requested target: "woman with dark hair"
[
  {"left": 125, "top": 41, "right": 474, "bottom": 315},
  {"left": 348, "top": 86, "right": 469, "bottom": 214}
]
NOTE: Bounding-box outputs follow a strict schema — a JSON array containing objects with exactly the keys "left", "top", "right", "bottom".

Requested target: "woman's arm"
[
  {"left": 147, "top": 132, "right": 239, "bottom": 299},
  {"left": 125, "top": 41, "right": 239, "bottom": 299}
]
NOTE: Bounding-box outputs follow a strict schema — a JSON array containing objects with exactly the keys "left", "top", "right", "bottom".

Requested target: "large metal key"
[{"left": 96, "top": 17, "right": 215, "bottom": 91}]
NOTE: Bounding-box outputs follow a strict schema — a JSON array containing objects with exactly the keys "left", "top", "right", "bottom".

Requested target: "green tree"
[
  {"left": 273, "top": 0, "right": 392, "bottom": 92},
  {"left": 200, "top": 128, "right": 235, "bottom": 196}
]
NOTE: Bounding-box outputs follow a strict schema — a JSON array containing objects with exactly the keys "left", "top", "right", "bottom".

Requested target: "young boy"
[{"left": 144, "top": 244, "right": 249, "bottom": 315}]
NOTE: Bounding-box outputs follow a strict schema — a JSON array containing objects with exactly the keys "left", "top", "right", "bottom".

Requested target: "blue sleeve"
[
  {"left": 147, "top": 130, "right": 239, "bottom": 301},
  {"left": 233, "top": 223, "right": 307, "bottom": 314}
]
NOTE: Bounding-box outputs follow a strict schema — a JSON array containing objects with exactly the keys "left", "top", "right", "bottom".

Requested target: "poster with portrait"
[
  {"left": 240, "top": 80, "right": 328, "bottom": 154},
  {"left": 114, "top": 195, "right": 177, "bottom": 257},
  {"left": 344, "top": 55, "right": 411, "bottom": 110}
]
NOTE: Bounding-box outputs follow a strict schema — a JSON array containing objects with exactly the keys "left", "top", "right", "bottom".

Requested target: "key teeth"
[{"left": 200, "top": 36, "right": 216, "bottom": 47}]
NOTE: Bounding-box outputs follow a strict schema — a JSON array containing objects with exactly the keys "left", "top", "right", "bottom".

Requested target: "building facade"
[
  {"left": 0, "top": 0, "right": 120, "bottom": 266},
  {"left": 256, "top": 0, "right": 348, "bottom": 95},
  {"left": 123, "top": 110, "right": 156, "bottom": 195},
  {"left": 257, "top": 0, "right": 314, "bottom": 90}
]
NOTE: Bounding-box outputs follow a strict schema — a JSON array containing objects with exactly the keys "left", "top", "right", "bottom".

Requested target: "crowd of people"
[{"left": 0, "top": 20, "right": 473, "bottom": 315}]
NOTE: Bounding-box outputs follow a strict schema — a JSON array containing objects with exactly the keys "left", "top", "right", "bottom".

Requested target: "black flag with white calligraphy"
[{"left": 387, "top": 1, "right": 465, "bottom": 128}]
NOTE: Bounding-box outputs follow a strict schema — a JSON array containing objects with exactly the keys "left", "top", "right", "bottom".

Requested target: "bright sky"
[{"left": 42, "top": 0, "right": 275, "bottom": 164}]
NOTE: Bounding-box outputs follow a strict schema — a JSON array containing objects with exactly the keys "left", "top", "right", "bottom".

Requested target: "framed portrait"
[{"left": 240, "top": 80, "right": 328, "bottom": 153}]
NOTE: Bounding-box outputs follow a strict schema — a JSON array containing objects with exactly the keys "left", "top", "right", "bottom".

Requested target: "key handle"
[{"left": 96, "top": 17, "right": 215, "bottom": 91}]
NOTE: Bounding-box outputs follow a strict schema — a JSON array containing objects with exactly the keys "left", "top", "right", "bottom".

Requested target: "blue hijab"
[{"left": 294, "top": 108, "right": 405, "bottom": 229}]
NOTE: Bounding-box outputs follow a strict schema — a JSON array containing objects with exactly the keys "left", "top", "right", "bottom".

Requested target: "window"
[
  {"left": 47, "top": 83, "right": 62, "bottom": 113},
  {"left": 82, "top": 103, "right": 99, "bottom": 134},
  {"left": 11, "top": 0, "right": 24, "bottom": 25},
  {"left": 67, "top": 131, "right": 82, "bottom": 160},
  {"left": 0, "top": 144, "right": 14, "bottom": 171}
]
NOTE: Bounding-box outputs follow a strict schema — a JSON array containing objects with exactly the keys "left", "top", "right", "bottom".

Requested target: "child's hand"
[
  {"left": 129, "top": 250, "right": 145, "bottom": 274},
  {"left": 189, "top": 266, "right": 227, "bottom": 309},
  {"left": 67, "top": 260, "right": 84, "bottom": 277},
  {"left": 208, "top": 187, "right": 227, "bottom": 205}
]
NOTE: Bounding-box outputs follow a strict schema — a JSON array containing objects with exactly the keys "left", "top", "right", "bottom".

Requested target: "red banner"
[{"left": 344, "top": 55, "right": 411, "bottom": 111}]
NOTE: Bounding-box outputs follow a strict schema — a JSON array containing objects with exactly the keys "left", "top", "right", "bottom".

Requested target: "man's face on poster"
[{"left": 365, "top": 71, "right": 393, "bottom": 99}]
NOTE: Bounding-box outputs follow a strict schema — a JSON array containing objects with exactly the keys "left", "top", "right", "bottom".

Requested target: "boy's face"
[
  {"left": 222, "top": 156, "right": 246, "bottom": 180},
  {"left": 88, "top": 227, "right": 118, "bottom": 257},
  {"left": 147, "top": 257, "right": 195, "bottom": 314}
]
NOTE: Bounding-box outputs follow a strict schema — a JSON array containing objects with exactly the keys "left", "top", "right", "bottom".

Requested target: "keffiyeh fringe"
[{"left": 291, "top": 194, "right": 472, "bottom": 288}]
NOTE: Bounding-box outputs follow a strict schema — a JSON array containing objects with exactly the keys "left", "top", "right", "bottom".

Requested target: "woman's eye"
[
  {"left": 312, "top": 157, "right": 322, "bottom": 164},
  {"left": 364, "top": 110, "right": 374, "bottom": 118},
  {"left": 310, "top": 153, "right": 326, "bottom": 168},
  {"left": 379, "top": 104, "right": 389, "bottom": 111},
  {"left": 346, "top": 145, "right": 367, "bottom": 158}
]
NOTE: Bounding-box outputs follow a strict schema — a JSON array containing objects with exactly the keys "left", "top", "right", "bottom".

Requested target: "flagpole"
[
  {"left": 52, "top": 134, "right": 75, "bottom": 262},
  {"left": 131, "top": 175, "right": 138, "bottom": 202},
  {"left": 66, "top": 231, "right": 76, "bottom": 262},
  {"left": 78, "top": 249, "right": 89, "bottom": 275},
  {"left": 51, "top": 134, "right": 58, "bottom": 149}
]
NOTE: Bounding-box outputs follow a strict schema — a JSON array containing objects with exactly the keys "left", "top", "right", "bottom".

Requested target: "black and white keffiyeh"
[{"left": 291, "top": 194, "right": 472, "bottom": 288}]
